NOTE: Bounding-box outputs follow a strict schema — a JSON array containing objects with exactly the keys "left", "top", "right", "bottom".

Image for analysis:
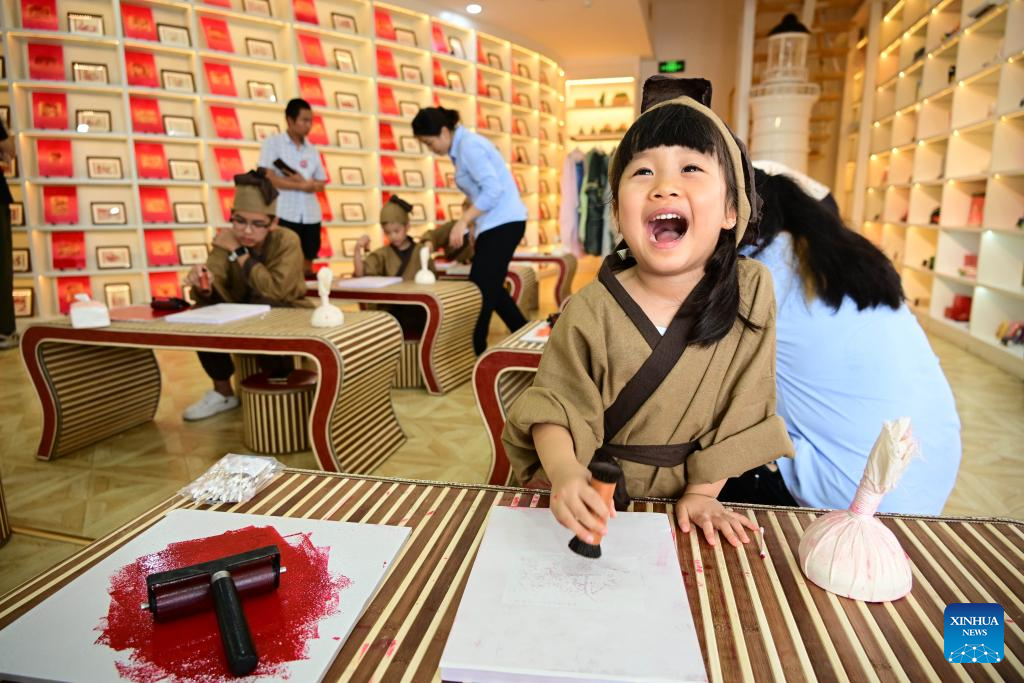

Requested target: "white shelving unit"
[
  {"left": 1, "top": 0, "right": 565, "bottom": 318},
  {"left": 564, "top": 76, "right": 635, "bottom": 152},
  {"left": 840, "top": 0, "right": 1024, "bottom": 377}
]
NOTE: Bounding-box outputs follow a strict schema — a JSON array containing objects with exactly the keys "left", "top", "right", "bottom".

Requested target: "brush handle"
[{"left": 211, "top": 571, "right": 259, "bottom": 676}]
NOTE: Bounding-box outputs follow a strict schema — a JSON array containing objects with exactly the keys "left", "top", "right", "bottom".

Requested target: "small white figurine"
[
  {"left": 311, "top": 267, "right": 344, "bottom": 327},
  {"left": 414, "top": 244, "right": 437, "bottom": 285}
]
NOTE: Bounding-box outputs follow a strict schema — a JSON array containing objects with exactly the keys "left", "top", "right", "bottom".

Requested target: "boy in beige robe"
[
  {"left": 354, "top": 195, "right": 436, "bottom": 336},
  {"left": 502, "top": 76, "right": 794, "bottom": 548}
]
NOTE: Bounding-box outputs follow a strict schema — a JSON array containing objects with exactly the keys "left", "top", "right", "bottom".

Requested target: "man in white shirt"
[{"left": 258, "top": 98, "right": 327, "bottom": 277}]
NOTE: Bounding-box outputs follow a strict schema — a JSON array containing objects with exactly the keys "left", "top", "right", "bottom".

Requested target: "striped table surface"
[
  {"left": 511, "top": 251, "right": 577, "bottom": 306},
  {"left": 1, "top": 471, "right": 1021, "bottom": 682}
]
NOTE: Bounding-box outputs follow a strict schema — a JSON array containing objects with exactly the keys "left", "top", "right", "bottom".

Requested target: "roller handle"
[{"left": 211, "top": 571, "right": 259, "bottom": 676}]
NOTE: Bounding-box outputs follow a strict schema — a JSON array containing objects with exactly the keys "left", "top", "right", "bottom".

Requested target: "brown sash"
[{"left": 595, "top": 257, "right": 701, "bottom": 509}]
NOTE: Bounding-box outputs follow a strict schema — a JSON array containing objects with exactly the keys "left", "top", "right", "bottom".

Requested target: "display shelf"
[
  {"left": 845, "top": 0, "right": 1024, "bottom": 376},
  {"left": 3, "top": 0, "right": 565, "bottom": 317}
]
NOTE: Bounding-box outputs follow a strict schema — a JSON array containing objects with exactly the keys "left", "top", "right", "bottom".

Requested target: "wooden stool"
[
  {"left": 393, "top": 339, "right": 423, "bottom": 388},
  {"left": 240, "top": 370, "right": 317, "bottom": 454}
]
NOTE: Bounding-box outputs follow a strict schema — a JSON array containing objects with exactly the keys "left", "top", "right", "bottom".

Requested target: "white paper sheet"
[
  {"left": 0, "top": 510, "right": 409, "bottom": 683},
  {"left": 164, "top": 303, "right": 271, "bottom": 324},
  {"left": 519, "top": 321, "right": 552, "bottom": 345},
  {"left": 441, "top": 507, "right": 707, "bottom": 683},
  {"left": 333, "top": 276, "right": 403, "bottom": 289}
]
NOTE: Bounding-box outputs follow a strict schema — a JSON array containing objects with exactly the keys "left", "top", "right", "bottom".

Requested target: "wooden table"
[
  {"left": 473, "top": 323, "right": 545, "bottom": 485},
  {"left": 312, "top": 280, "right": 480, "bottom": 395},
  {"left": 19, "top": 310, "right": 405, "bottom": 474},
  {"left": 435, "top": 264, "right": 538, "bottom": 312},
  {"left": 510, "top": 250, "right": 577, "bottom": 307},
  {"left": 2, "top": 470, "right": 1021, "bottom": 682}
]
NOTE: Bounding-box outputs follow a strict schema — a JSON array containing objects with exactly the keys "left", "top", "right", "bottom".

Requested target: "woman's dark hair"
[
  {"left": 750, "top": 169, "right": 904, "bottom": 311},
  {"left": 412, "top": 107, "right": 460, "bottom": 136},
  {"left": 284, "top": 98, "right": 311, "bottom": 121},
  {"left": 608, "top": 104, "right": 753, "bottom": 347}
]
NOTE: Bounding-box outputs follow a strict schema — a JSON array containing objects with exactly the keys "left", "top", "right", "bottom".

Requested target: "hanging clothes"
[
  {"left": 579, "top": 149, "right": 609, "bottom": 256},
  {"left": 559, "top": 149, "right": 585, "bottom": 256}
]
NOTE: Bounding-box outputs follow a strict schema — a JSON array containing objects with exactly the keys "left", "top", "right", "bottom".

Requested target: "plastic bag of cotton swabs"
[{"left": 179, "top": 453, "right": 284, "bottom": 505}]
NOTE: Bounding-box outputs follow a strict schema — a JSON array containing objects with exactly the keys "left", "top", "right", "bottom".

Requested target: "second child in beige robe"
[{"left": 502, "top": 257, "right": 794, "bottom": 501}]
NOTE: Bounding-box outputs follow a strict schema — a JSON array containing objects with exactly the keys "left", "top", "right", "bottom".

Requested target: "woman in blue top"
[
  {"left": 413, "top": 107, "right": 528, "bottom": 354},
  {"left": 735, "top": 167, "right": 961, "bottom": 515}
]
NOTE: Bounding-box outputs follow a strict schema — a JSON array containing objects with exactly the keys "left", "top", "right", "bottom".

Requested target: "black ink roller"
[
  {"left": 142, "top": 545, "right": 283, "bottom": 676},
  {"left": 568, "top": 461, "right": 620, "bottom": 559}
]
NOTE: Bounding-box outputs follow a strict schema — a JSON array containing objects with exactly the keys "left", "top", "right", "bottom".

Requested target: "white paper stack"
[
  {"left": 441, "top": 507, "right": 706, "bottom": 683},
  {"left": 164, "top": 303, "right": 271, "bottom": 324},
  {"left": 334, "top": 276, "right": 403, "bottom": 289}
]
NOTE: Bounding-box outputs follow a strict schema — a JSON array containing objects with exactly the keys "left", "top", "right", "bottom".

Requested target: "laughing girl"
[{"left": 502, "top": 77, "right": 794, "bottom": 548}]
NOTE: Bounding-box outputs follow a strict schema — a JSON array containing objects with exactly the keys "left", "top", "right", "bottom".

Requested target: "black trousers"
[
  {"left": 0, "top": 203, "right": 13, "bottom": 336},
  {"left": 277, "top": 217, "right": 321, "bottom": 261},
  {"left": 470, "top": 221, "right": 528, "bottom": 354},
  {"left": 197, "top": 352, "right": 294, "bottom": 382},
  {"left": 719, "top": 464, "right": 799, "bottom": 507}
]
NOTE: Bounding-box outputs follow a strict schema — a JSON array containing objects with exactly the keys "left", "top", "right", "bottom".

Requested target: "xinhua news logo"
[{"left": 944, "top": 603, "right": 1003, "bottom": 664}]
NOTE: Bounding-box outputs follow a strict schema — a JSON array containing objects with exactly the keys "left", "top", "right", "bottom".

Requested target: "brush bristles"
[
  {"left": 588, "top": 461, "right": 621, "bottom": 485},
  {"left": 568, "top": 536, "right": 602, "bottom": 559}
]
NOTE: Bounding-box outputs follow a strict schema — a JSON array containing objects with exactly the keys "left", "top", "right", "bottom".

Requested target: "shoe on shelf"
[
  {"left": 0, "top": 332, "right": 20, "bottom": 351},
  {"left": 183, "top": 389, "right": 240, "bottom": 421}
]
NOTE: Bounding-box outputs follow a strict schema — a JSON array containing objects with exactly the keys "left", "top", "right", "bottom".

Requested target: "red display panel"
[
  {"left": 43, "top": 186, "right": 79, "bottom": 224},
  {"left": 213, "top": 147, "right": 245, "bottom": 181},
  {"left": 27, "top": 43, "right": 64, "bottom": 81},
  {"left": 121, "top": 4, "right": 157, "bottom": 41},
  {"left": 51, "top": 231, "right": 86, "bottom": 270},
  {"left": 125, "top": 50, "right": 159, "bottom": 87},
  {"left": 56, "top": 276, "right": 93, "bottom": 314},
  {"left": 22, "top": 0, "right": 59, "bottom": 30},
  {"left": 129, "top": 96, "right": 163, "bottom": 134},
  {"left": 139, "top": 188, "right": 174, "bottom": 224},
  {"left": 200, "top": 17, "right": 234, "bottom": 52},
  {"left": 134, "top": 142, "right": 168, "bottom": 179},
  {"left": 209, "top": 106, "right": 242, "bottom": 139},
  {"left": 203, "top": 61, "right": 237, "bottom": 96},
  {"left": 36, "top": 139, "right": 73, "bottom": 177}
]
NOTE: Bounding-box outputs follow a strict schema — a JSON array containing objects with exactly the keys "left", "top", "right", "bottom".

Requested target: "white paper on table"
[
  {"left": 435, "top": 263, "right": 471, "bottom": 275},
  {"left": 164, "top": 303, "right": 271, "bottom": 324},
  {"left": 0, "top": 509, "right": 410, "bottom": 683},
  {"left": 334, "top": 276, "right": 403, "bottom": 289},
  {"left": 519, "top": 320, "right": 552, "bottom": 345},
  {"left": 441, "top": 507, "right": 706, "bottom": 683}
]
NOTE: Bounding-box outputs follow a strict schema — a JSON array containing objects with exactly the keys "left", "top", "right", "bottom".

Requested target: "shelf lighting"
[
  {"left": 994, "top": 174, "right": 1001, "bottom": 180},
  {"left": 899, "top": 71, "right": 906, "bottom": 78},
  {"left": 953, "top": 130, "right": 960, "bottom": 136},
  {"left": 892, "top": 147, "right": 898, "bottom": 154},
  {"left": 874, "top": 121, "right": 881, "bottom": 127},
  {"left": 871, "top": 154, "right": 878, "bottom": 160},
  {"left": 919, "top": 140, "right": 925, "bottom": 146},
  {"left": 465, "top": 4, "right": 482, "bottom": 15}
]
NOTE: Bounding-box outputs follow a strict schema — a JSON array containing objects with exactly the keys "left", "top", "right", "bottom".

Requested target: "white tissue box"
[{"left": 69, "top": 297, "right": 110, "bottom": 328}]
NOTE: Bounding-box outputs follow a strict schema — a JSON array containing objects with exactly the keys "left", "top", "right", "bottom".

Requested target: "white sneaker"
[{"left": 183, "top": 390, "right": 240, "bottom": 421}]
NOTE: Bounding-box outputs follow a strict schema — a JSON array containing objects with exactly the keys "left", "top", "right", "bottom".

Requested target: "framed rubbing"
[
  {"left": 163, "top": 115, "right": 196, "bottom": 137},
  {"left": 168, "top": 159, "right": 202, "bottom": 181},
  {"left": 245, "top": 38, "right": 275, "bottom": 60},
  {"left": 160, "top": 70, "right": 195, "bottom": 92},
  {"left": 86, "top": 156, "right": 123, "bottom": 179},
  {"left": 177, "top": 243, "right": 210, "bottom": 265},
  {"left": 12, "top": 248, "right": 30, "bottom": 273},
  {"left": 331, "top": 13, "right": 356, "bottom": 32},
  {"left": 336, "top": 130, "right": 362, "bottom": 149},
  {"left": 400, "top": 64, "right": 423, "bottom": 84},
  {"left": 95, "top": 245, "right": 132, "bottom": 270},
  {"left": 67, "top": 12, "right": 104, "bottom": 35},
  {"left": 252, "top": 122, "right": 280, "bottom": 141},
  {"left": 338, "top": 167, "right": 365, "bottom": 186},
  {"left": 91, "top": 202, "right": 127, "bottom": 225},
  {"left": 340, "top": 203, "right": 366, "bottom": 222},
  {"left": 173, "top": 202, "right": 207, "bottom": 224},
  {"left": 103, "top": 282, "right": 132, "bottom": 309},
  {"left": 157, "top": 23, "right": 190, "bottom": 46},
  {"left": 335, "top": 92, "right": 360, "bottom": 111},
  {"left": 402, "top": 169, "right": 424, "bottom": 188},
  {"left": 71, "top": 62, "right": 108, "bottom": 84}
]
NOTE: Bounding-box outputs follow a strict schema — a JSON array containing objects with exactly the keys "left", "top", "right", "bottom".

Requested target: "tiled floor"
[{"left": 1, "top": 256, "right": 1022, "bottom": 595}]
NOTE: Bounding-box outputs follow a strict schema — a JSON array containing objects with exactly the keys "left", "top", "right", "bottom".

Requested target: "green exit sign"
[{"left": 659, "top": 60, "right": 686, "bottom": 74}]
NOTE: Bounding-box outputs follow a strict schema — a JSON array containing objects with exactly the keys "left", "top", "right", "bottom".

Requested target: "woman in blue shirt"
[
  {"left": 413, "top": 107, "right": 528, "bottom": 354},
  {"left": 733, "top": 167, "right": 961, "bottom": 515}
]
